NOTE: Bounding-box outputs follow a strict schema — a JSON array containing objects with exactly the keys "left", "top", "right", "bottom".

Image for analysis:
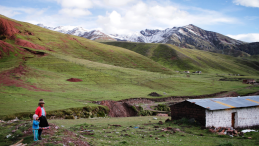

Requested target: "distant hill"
[{"left": 103, "top": 42, "right": 259, "bottom": 75}]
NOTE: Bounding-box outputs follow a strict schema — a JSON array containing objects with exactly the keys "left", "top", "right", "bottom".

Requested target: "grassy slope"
[
  {"left": 0, "top": 15, "right": 258, "bottom": 116},
  {"left": 102, "top": 42, "right": 259, "bottom": 75},
  {"left": 0, "top": 16, "right": 171, "bottom": 74}
]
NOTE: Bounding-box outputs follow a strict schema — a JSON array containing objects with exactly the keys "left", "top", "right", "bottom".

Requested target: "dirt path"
[
  {"left": 213, "top": 91, "right": 239, "bottom": 98},
  {"left": 247, "top": 91, "right": 259, "bottom": 96}
]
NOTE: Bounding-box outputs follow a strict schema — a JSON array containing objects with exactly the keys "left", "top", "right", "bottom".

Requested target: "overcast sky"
[{"left": 0, "top": 0, "right": 259, "bottom": 42}]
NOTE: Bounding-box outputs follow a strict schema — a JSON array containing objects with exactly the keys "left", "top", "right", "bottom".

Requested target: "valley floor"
[{"left": 1, "top": 116, "right": 259, "bottom": 146}]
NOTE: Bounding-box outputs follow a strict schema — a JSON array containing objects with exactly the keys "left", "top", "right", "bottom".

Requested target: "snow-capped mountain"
[
  {"left": 37, "top": 23, "right": 258, "bottom": 56},
  {"left": 37, "top": 24, "right": 115, "bottom": 41},
  {"left": 111, "top": 24, "right": 243, "bottom": 45},
  {"left": 110, "top": 24, "right": 251, "bottom": 56}
]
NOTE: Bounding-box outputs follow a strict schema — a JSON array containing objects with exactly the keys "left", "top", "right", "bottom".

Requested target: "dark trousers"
[{"left": 38, "top": 129, "right": 42, "bottom": 137}]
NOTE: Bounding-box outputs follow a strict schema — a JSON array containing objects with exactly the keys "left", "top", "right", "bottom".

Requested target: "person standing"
[
  {"left": 35, "top": 99, "right": 49, "bottom": 140},
  {"left": 32, "top": 114, "right": 40, "bottom": 141}
]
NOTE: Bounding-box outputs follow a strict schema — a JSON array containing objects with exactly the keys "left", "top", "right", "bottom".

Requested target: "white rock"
[
  {"left": 6, "top": 134, "right": 11, "bottom": 138},
  {"left": 241, "top": 129, "right": 258, "bottom": 133}
]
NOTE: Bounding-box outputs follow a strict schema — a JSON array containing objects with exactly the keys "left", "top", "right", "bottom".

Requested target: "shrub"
[
  {"left": 63, "top": 109, "right": 73, "bottom": 115},
  {"left": 139, "top": 106, "right": 144, "bottom": 111},
  {"left": 97, "top": 111, "right": 105, "bottom": 117},
  {"left": 156, "top": 104, "right": 170, "bottom": 111},
  {"left": 140, "top": 110, "right": 153, "bottom": 116},
  {"left": 3, "top": 115, "right": 16, "bottom": 121},
  {"left": 130, "top": 106, "right": 138, "bottom": 112}
]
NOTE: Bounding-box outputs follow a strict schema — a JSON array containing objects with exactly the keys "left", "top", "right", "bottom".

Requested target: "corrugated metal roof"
[{"left": 186, "top": 96, "right": 259, "bottom": 110}]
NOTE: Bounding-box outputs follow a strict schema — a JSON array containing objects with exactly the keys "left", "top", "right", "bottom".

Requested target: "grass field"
[
  {"left": 49, "top": 117, "right": 259, "bottom": 146},
  {"left": 2, "top": 117, "right": 259, "bottom": 146}
]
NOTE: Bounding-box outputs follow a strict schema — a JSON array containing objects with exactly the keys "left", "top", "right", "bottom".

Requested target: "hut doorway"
[{"left": 232, "top": 112, "right": 237, "bottom": 128}]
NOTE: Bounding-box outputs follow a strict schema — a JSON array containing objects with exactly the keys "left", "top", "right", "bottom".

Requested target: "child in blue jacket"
[{"left": 32, "top": 114, "right": 40, "bottom": 141}]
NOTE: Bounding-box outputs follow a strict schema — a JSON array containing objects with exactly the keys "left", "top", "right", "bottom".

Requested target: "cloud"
[
  {"left": 233, "top": 0, "right": 259, "bottom": 8},
  {"left": 97, "top": 2, "right": 238, "bottom": 34},
  {"left": 56, "top": 0, "right": 93, "bottom": 17},
  {"left": 102, "top": 0, "right": 136, "bottom": 7},
  {"left": 227, "top": 33, "right": 259, "bottom": 42},
  {"left": 0, "top": 5, "right": 41, "bottom": 17},
  {"left": 56, "top": 0, "right": 93, "bottom": 8},
  {"left": 59, "top": 8, "right": 91, "bottom": 17},
  {"left": 92, "top": 0, "right": 137, "bottom": 8}
]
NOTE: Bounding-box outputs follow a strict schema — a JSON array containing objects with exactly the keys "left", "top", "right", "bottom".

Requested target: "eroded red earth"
[
  {"left": 0, "top": 65, "right": 51, "bottom": 92},
  {"left": 0, "top": 17, "right": 22, "bottom": 39},
  {"left": 15, "top": 39, "right": 46, "bottom": 50}
]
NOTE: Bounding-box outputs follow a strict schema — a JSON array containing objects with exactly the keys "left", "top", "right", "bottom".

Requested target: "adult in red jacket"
[{"left": 35, "top": 99, "right": 49, "bottom": 140}]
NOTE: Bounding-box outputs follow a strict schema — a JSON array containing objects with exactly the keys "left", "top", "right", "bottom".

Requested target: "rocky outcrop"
[{"left": 236, "top": 42, "right": 259, "bottom": 55}]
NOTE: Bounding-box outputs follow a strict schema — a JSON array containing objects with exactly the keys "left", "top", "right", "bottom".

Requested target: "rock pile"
[
  {"left": 66, "top": 78, "right": 83, "bottom": 82},
  {"left": 148, "top": 92, "right": 162, "bottom": 97},
  {"left": 157, "top": 113, "right": 168, "bottom": 117},
  {"left": 158, "top": 121, "right": 163, "bottom": 125},
  {"left": 208, "top": 127, "right": 243, "bottom": 136}
]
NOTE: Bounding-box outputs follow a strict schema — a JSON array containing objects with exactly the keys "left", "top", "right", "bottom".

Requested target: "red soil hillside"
[
  {"left": 0, "top": 65, "right": 50, "bottom": 91},
  {"left": 0, "top": 40, "right": 15, "bottom": 58},
  {"left": 0, "top": 17, "right": 21, "bottom": 39},
  {"left": 15, "top": 38, "right": 46, "bottom": 50}
]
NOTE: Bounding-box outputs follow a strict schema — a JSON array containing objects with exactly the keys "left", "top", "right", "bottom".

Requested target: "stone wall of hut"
[
  {"left": 170, "top": 101, "right": 206, "bottom": 125},
  {"left": 206, "top": 107, "right": 259, "bottom": 128}
]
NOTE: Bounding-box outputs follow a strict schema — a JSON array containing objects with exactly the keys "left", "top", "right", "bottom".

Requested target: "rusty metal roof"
[{"left": 186, "top": 96, "right": 259, "bottom": 110}]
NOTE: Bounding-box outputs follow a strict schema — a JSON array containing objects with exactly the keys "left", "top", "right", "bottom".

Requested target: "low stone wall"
[
  {"left": 119, "top": 91, "right": 228, "bottom": 104},
  {"left": 120, "top": 98, "right": 155, "bottom": 105}
]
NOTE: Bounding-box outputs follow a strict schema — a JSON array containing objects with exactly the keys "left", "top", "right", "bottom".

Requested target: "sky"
[{"left": 0, "top": 0, "right": 259, "bottom": 42}]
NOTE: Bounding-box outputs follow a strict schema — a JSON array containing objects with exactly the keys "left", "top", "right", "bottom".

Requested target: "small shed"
[
  {"left": 170, "top": 96, "right": 259, "bottom": 128},
  {"left": 243, "top": 79, "right": 256, "bottom": 84}
]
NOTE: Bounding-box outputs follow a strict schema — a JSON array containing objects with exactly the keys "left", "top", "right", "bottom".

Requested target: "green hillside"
[
  {"left": 0, "top": 15, "right": 258, "bottom": 118},
  {"left": 102, "top": 42, "right": 259, "bottom": 75}
]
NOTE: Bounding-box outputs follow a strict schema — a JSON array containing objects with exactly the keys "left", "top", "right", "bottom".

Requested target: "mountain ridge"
[{"left": 38, "top": 23, "right": 258, "bottom": 57}]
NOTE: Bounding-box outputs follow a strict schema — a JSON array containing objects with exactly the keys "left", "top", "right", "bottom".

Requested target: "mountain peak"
[{"left": 37, "top": 23, "right": 250, "bottom": 56}]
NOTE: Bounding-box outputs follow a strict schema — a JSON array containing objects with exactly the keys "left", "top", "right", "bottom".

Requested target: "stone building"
[{"left": 170, "top": 96, "right": 259, "bottom": 128}]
